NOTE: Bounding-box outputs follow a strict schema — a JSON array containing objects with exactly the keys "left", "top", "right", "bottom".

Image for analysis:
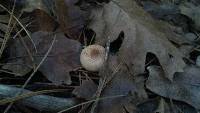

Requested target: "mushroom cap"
[{"left": 80, "top": 45, "right": 106, "bottom": 71}]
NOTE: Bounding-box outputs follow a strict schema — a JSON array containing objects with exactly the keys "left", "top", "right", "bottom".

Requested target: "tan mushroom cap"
[{"left": 80, "top": 45, "right": 106, "bottom": 71}]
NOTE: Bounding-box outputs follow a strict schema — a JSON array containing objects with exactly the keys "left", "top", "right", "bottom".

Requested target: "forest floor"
[{"left": 0, "top": 0, "right": 200, "bottom": 113}]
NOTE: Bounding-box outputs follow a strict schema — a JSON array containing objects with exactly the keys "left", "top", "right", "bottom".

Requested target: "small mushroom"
[{"left": 80, "top": 45, "right": 106, "bottom": 71}]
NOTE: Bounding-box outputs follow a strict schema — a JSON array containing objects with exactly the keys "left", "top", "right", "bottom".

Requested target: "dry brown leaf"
[
  {"left": 30, "top": 9, "right": 57, "bottom": 32},
  {"left": 89, "top": 0, "right": 186, "bottom": 80},
  {"left": 4, "top": 31, "right": 81, "bottom": 84}
]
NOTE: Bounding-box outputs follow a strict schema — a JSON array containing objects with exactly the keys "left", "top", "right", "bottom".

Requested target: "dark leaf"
[
  {"left": 180, "top": 2, "right": 200, "bottom": 31},
  {"left": 55, "top": 0, "right": 88, "bottom": 39},
  {"left": 95, "top": 68, "right": 147, "bottom": 113},
  {"left": 89, "top": 0, "right": 186, "bottom": 80},
  {"left": 5, "top": 31, "right": 81, "bottom": 85},
  {"left": 30, "top": 9, "right": 57, "bottom": 32},
  {"left": 137, "top": 98, "right": 197, "bottom": 113},
  {"left": 146, "top": 65, "right": 200, "bottom": 109},
  {"left": 73, "top": 80, "right": 98, "bottom": 99}
]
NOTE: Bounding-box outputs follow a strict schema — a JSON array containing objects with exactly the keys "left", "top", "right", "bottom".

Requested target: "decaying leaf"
[
  {"left": 0, "top": 22, "right": 8, "bottom": 33},
  {"left": 89, "top": 0, "right": 186, "bottom": 80},
  {"left": 73, "top": 80, "right": 97, "bottom": 99},
  {"left": 96, "top": 70, "right": 146, "bottom": 113},
  {"left": 2, "top": 36, "right": 33, "bottom": 76},
  {"left": 55, "top": 0, "right": 88, "bottom": 39},
  {"left": 0, "top": 12, "right": 30, "bottom": 37},
  {"left": 0, "top": 14, "right": 13, "bottom": 33},
  {"left": 2, "top": 62, "right": 32, "bottom": 76},
  {"left": 35, "top": 32, "right": 81, "bottom": 84},
  {"left": 22, "top": 0, "right": 49, "bottom": 13},
  {"left": 4, "top": 31, "right": 81, "bottom": 84},
  {"left": 154, "top": 98, "right": 171, "bottom": 113},
  {"left": 0, "top": 14, "right": 10, "bottom": 23},
  {"left": 31, "top": 9, "right": 57, "bottom": 32},
  {"left": 146, "top": 65, "right": 200, "bottom": 109},
  {"left": 137, "top": 97, "right": 197, "bottom": 113},
  {"left": 180, "top": 2, "right": 200, "bottom": 31},
  {"left": 72, "top": 54, "right": 147, "bottom": 113},
  {"left": 137, "top": 98, "right": 159, "bottom": 113},
  {"left": 142, "top": 1, "right": 179, "bottom": 20}
]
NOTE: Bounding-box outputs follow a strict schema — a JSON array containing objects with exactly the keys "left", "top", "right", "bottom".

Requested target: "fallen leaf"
[
  {"left": 30, "top": 9, "right": 57, "bottom": 32},
  {"left": 137, "top": 98, "right": 159, "bottom": 113},
  {"left": 22, "top": 0, "right": 49, "bottom": 13},
  {"left": 3, "top": 35, "right": 33, "bottom": 76},
  {"left": 55, "top": 0, "right": 88, "bottom": 39},
  {"left": 73, "top": 56, "right": 147, "bottom": 113},
  {"left": 180, "top": 2, "right": 200, "bottom": 31},
  {"left": 141, "top": 1, "right": 190, "bottom": 28},
  {"left": 96, "top": 56, "right": 147, "bottom": 113},
  {"left": 142, "top": 1, "right": 179, "bottom": 20},
  {"left": 0, "top": 14, "right": 10, "bottom": 23},
  {"left": 0, "top": 22, "right": 8, "bottom": 33},
  {"left": 154, "top": 98, "right": 170, "bottom": 113},
  {"left": 95, "top": 69, "right": 147, "bottom": 113},
  {"left": 73, "top": 80, "right": 98, "bottom": 99},
  {"left": 146, "top": 65, "right": 200, "bottom": 109},
  {"left": 4, "top": 31, "right": 81, "bottom": 84},
  {"left": 89, "top": 0, "right": 186, "bottom": 80},
  {"left": 179, "top": 45, "right": 193, "bottom": 58},
  {"left": 35, "top": 32, "right": 81, "bottom": 84},
  {"left": 2, "top": 62, "right": 32, "bottom": 76},
  {"left": 137, "top": 97, "right": 197, "bottom": 113}
]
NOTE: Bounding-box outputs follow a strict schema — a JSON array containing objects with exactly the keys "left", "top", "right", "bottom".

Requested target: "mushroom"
[{"left": 80, "top": 45, "right": 106, "bottom": 71}]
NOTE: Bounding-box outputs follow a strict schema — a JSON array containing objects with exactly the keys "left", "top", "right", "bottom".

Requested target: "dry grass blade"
[
  {"left": 12, "top": 21, "right": 33, "bottom": 39},
  {"left": 0, "top": 69, "right": 22, "bottom": 76},
  {"left": 0, "top": 1, "right": 16, "bottom": 58},
  {"left": 0, "top": 4, "right": 38, "bottom": 53}
]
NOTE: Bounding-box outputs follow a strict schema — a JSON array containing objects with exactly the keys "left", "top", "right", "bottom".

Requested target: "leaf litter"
[
  {"left": 146, "top": 65, "right": 200, "bottom": 109},
  {"left": 1, "top": 0, "right": 200, "bottom": 113},
  {"left": 4, "top": 31, "right": 81, "bottom": 84}
]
